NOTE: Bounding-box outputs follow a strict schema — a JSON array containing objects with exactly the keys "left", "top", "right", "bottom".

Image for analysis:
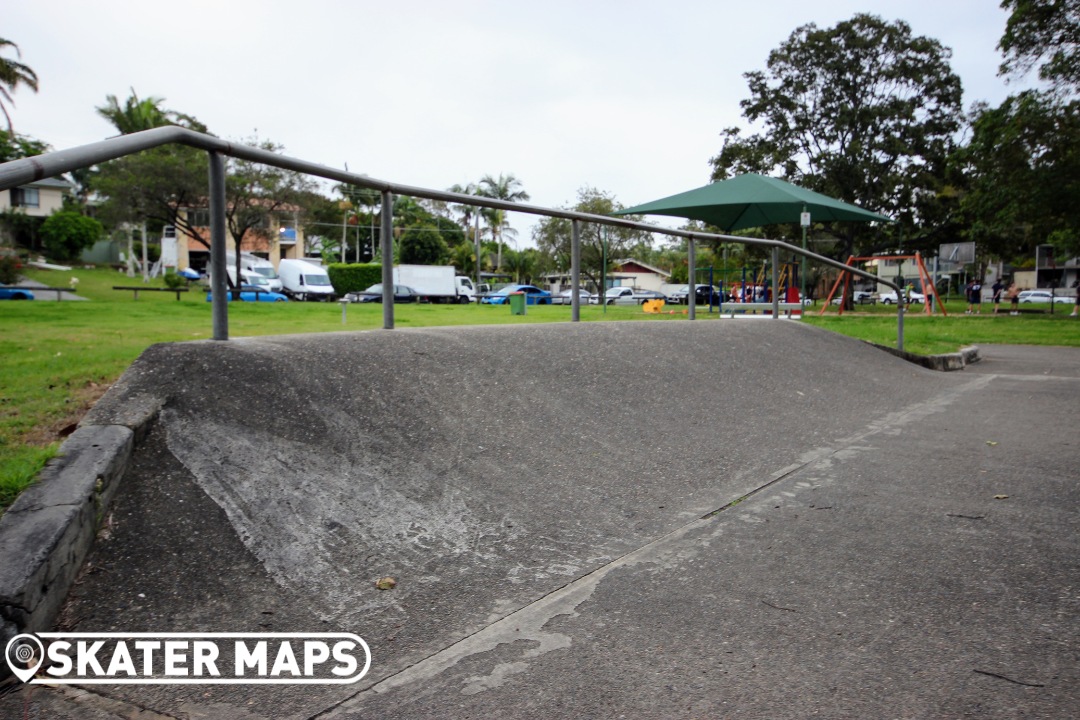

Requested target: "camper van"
[{"left": 278, "top": 258, "right": 336, "bottom": 301}]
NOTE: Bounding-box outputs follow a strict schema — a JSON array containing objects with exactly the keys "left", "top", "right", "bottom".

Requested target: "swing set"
[{"left": 820, "top": 252, "right": 946, "bottom": 316}]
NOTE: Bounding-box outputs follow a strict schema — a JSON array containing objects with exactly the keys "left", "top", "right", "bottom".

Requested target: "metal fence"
[{"left": 0, "top": 126, "right": 906, "bottom": 348}]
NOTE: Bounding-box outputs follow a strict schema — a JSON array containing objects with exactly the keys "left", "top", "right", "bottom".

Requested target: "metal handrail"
[{"left": 0, "top": 127, "right": 904, "bottom": 348}]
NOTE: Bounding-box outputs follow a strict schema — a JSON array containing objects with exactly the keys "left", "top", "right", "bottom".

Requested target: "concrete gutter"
[
  {"left": 0, "top": 400, "right": 160, "bottom": 666},
  {"left": 868, "top": 342, "right": 980, "bottom": 371}
]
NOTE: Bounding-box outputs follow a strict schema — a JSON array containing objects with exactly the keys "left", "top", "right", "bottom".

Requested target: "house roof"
[
  {"left": 612, "top": 258, "right": 670, "bottom": 278},
  {"left": 26, "top": 176, "right": 74, "bottom": 190}
]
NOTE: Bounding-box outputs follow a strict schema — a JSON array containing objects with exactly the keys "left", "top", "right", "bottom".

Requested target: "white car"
[
  {"left": 552, "top": 288, "right": 594, "bottom": 305},
  {"left": 1017, "top": 290, "right": 1073, "bottom": 304},
  {"left": 879, "top": 290, "right": 925, "bottom": 305}
]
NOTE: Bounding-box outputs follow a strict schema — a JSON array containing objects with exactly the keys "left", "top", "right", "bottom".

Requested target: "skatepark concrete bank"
[{"left": 2, "top": 321, "right": 1077, "bottom": 718}]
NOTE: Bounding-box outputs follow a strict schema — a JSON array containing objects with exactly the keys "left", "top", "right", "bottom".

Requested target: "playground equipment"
[
  {"left": 732, "top": 260, "right": 802, "bottom": 307},
  {"left": 821, "top": 252, "right": 945, "bottom": 316}
]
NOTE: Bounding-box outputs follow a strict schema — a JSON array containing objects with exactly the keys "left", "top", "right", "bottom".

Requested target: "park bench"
[
  {"left": 113, "top": 286, "right": 189, "bottom": 301},
  {"left": 719, "top": 302, "right": 805, "bottom": 317}
]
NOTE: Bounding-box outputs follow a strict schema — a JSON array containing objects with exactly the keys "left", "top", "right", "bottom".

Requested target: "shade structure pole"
[
  {"left": 381, "top": 190, "right": 394, "bottom": 329},
  {"left": 571, "top": 219, "right": 582, "bottom": 322},
  {"left": 771, "top": 245, "right": 780, "bottom": 318},
  {"left": 688, "top": 236, "right": 696, "bottom": 321},
  {"left": 800, "top": 204, "right": 808, "bottom": 304},
  {"left": 208, "top": 151, "right": 228, "bottom": 341}
]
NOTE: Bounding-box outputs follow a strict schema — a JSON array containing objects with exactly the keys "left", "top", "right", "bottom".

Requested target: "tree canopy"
[
  {"left": 532, "top": 187, "right": 652, "bottom": 290},
  {"left": 710, "top": 14, "right": 963, "bottom": 257},
  {"left": 998, "top": 0, "right": 1080, "bottom": 94}
]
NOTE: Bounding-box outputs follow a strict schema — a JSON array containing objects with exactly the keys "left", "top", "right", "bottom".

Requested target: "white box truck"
[
  {"left": 393, "top": 265, "right": 476, "bottom": 303},
  {"left": 278, "top": 258, "right": 337, "bottom": 301}
]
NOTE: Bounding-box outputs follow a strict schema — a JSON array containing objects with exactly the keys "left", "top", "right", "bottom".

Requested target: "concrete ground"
[{"left": 2, "top": 324, "right": 1077, "bottom": 719}]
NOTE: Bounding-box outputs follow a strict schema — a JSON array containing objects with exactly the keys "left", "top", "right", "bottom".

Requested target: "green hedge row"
[{"left": 327, "top": 263, "right": 383, "bottom": 295}]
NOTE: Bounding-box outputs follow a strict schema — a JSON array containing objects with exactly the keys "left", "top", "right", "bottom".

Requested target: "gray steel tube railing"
[{"left": 0, "top": 127, "right": 905, "bottom": 349}]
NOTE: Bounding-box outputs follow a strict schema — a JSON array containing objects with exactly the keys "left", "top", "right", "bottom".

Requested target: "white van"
[
  {"left": 278, "top": 259, "right": 336, "bottom": 301},
  {"left": 225, "top": 251, "right": 283, "bottom": 291}
]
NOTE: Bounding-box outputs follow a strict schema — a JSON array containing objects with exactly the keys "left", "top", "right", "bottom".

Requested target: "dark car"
[
  {"left": 690, "top": 285, "right": 723, "bottom": 305},
  {"left": 346, "top": 284, "right": 423, "bottom": 303}
]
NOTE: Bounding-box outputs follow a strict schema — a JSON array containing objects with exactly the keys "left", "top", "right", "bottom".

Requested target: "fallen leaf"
[
  {"left": 375, "top": 577, "right": 397, "bottom": 590},
  {"left": 993, "top": 494, "right": 1009, "bottom": 500},
  {"left": 986, "top": 441, "right": 998, "bottom": 446}
]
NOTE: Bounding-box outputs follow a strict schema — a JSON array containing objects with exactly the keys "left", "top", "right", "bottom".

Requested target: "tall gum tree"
[{"left": 710, "top": 14, "right": 963, "bottom": 258}]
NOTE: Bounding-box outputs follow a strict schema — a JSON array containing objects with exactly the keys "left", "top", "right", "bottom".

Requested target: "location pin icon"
[{"left": 5, "top": 633, "right": 44, "bottom": 683}]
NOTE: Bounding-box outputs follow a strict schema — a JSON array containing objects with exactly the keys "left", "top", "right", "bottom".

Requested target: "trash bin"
[{"left": 509, "top": 292, "right": 526, "bottom": 316}]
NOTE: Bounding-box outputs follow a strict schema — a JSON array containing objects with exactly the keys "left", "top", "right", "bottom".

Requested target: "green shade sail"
[{"left": 613, "top": 173, "right": 891, "bottom": 231}]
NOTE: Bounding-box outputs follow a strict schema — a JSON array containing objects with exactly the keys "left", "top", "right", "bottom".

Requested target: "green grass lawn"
[{"left": 2, "top": 265, "right": 1078, "bottom": 509}]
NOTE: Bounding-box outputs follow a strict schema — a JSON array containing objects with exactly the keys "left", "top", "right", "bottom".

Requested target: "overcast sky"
[{"left": 9, "top": 0, "right": 1017, "bottom": 246}]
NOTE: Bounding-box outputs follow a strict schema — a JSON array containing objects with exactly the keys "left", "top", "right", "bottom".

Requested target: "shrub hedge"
[{"left": 327, "top": 263, "right": 383, "bottom": 295}]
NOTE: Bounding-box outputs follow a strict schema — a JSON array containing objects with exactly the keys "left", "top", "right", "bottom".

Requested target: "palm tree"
[
  {"left": 477, "top": 173, "right": 529, "bottom": 270},
  {"left": 0, "top": 38, "right": 39, "bottom": 133},
  {"left": 448, "top": 182, "right": 479, "bottom": 244},
  {"left": 96, "top": 88, "right": 208, "bottom": 134}
]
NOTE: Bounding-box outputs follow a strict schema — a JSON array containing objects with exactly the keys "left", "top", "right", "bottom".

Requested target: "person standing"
[
  {"left": 965, "top": 279, "right": 983, "bottom": 314},
  {"left": 991, "top": 279, "right": 1005, "bottom": 314},
  {"left": 1007, "top": 281, "right": 1020, "bottom": 315}
]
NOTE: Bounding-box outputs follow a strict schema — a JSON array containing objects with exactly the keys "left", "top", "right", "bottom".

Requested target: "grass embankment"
[{"left": 2, "top": 265, "right": 1078, "bottom": 509}]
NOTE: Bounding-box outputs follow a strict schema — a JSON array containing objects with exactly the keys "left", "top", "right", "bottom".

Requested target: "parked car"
[
  {"left": 602, "top": 287, "right": 669, "bottom": 305},
  {"left": 1017, "top": 290, "right": 1073, "bottom": 304},
  {"left": 0, "top": 284, "right": 34, "bottom": 300},
  {"left": 345, "top": 284, "right": 423, "bottom": 303},
  {"left": 831, "top": 290, "right": 877, "bottom": 305},
  {"left": 480, "top": 284, "right": 553, "bottom": 305},
  {"left": 552, "top": 288, "right": 595, "bottom": 305},
  {"left": 879, "top": 290, "right": 925, "bottom": 304},
  {"left": 667, "top": 284, "right": 723, "bottom": 305},
  {"left": 206, "top": 285, "right": 289, "bottom": 302}
]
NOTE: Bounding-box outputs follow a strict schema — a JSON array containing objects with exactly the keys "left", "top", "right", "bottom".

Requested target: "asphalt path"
[{"left": 3, "top": 325, "right": 1077, "bottom": 718}]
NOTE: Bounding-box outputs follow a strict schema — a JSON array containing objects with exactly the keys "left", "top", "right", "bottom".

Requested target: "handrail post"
[
  {"left": 208, "top": 151, "right": 228, "bottom": 341},
  {"left": 687, "top": 235, "right": 696, "bottom": 321},
  {"left": 381, "top": 190, "right": 394, "bottom": 329},
  {"left": 571, "top": 219, "right": 582, "bottom": 322},
  {"left": 897, "top": 302, "right": 905, "bottom": 351},
  {"left": 771, "top": 246, "right": 780, "bottom": 318}
]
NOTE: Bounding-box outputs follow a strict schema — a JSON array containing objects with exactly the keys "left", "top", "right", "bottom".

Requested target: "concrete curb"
[
  {"left": 867, "top": 342, "right": 980, "bottom": 371},
  {"left": 0, "top": 403, "right": 160, "bottom": 674}
]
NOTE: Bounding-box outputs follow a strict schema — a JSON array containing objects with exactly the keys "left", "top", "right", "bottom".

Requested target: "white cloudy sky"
[{"left": 8, "top": 0, "right": 1017, "bottom": 244}]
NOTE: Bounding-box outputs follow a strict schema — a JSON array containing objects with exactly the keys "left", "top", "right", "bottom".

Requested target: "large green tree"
[
  {"left": 710, "top": 14, "right": 963, "bottom": 257},
  {"left": 223, "top": 137, "right": 316, "bottom": 283},
  {"left": 399, "top": 225, "right": 450, "bottom": 265},
  {"left": 0, "top": 38, "right": 37, "bottom": 133},
  {"left": 532, "top": 187, "right": 652, "bottom": 293},
  {"left": 960, "top": 92, "right": 1080, "bottom": 259},
  {"left": 93, "top": 90, "right": 211, "bottom": 247},
  {"left": 998, "top": 0, "right": 1080, "bottom": 95},
  {"left": 0, "top": 129, "right": 47, "bottom": 163},
  {"left": 961, "top": 0, "right": 1080, "bottom": 262}
]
